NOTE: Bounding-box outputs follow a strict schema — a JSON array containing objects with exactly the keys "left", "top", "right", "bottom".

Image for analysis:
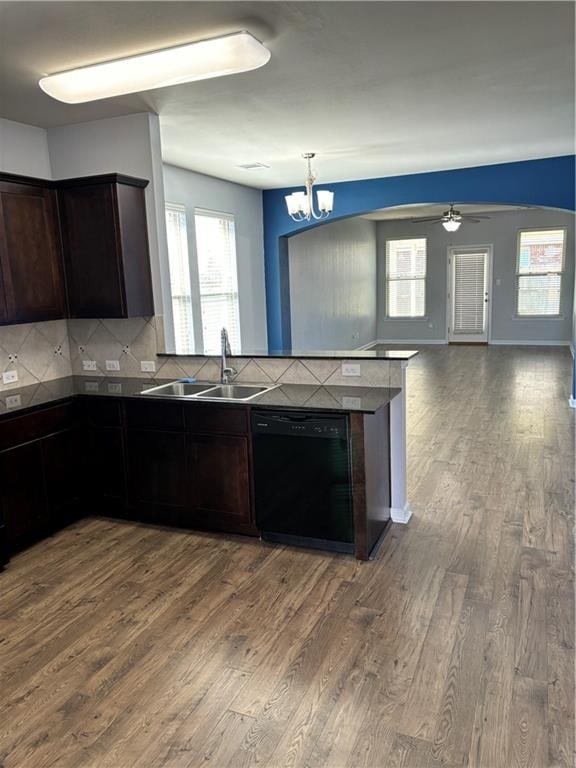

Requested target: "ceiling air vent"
[{"left": 238, "top": 162, "right": 270, "bottom": 170}]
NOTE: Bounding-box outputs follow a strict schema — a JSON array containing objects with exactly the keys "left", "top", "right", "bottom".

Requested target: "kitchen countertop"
[
  {"left": 158, "top": 348, "right": 419, "bottom": 360},
  {"left": 0, "top": 376, "right": 401, "bottom": 419}
]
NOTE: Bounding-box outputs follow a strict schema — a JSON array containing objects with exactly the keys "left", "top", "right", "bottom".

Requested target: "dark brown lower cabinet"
[
  {"left": 189, "top": 434, "right": 252, "bottom": 534},
  {"left": 127, "top": 428, "right": 188, "bottom": 524},
  {"left": 0, "top": 441, "right": 49, "bottom": 552},
  {"left": 0, "top": 397, "right": 257, "bottom": 565},
  {"left": 42, "top": 429, "right": 81, "bottom": 530}
]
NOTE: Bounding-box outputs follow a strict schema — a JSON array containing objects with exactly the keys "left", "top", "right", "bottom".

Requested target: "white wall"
[
  {"left": 163, "top": 163, "right": 267, "bottom": 353},
  {"left": 288, "top": 217, "right": 377, "bottom": 350},
  {"left": 376, "top": 209, "right": 575, "bottom": 344},
  {"left": 0, "top": 117, "right": 52, "bottom": 177},
  {"left": 47, "top": 112, "right": 172, "bottom": 342}
]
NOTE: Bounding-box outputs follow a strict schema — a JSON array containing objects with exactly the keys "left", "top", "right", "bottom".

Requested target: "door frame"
[{"left": 446, "top": 244, "right": 494, "bottom": 344}]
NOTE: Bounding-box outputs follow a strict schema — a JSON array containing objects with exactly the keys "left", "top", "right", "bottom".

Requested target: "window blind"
[
  {"left": 194, "top": 209, "right": 241, "bottom": 354},
  {"left": 165, "top": 204, "right": 194, "bottom": 354},
  {"left": 452, "top": 251, "right": 486, "bottom": 334},
  {"left": 386, "top": 238, "right": 426, "bottom": 317},
  {"left": 517, "top": 229, "right": 564, "bottom": 316}
]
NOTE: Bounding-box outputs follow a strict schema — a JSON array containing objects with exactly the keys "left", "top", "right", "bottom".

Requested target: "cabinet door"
[
  {"left": 189, "top": 435, "right": 253, "bottom": 534},
  {"left": 127, "top": 429, "right": 188, "bottom": 521},
  {"left": 88, "top": 427, "right": 126, "bottom": 513},
  {"left": 59, "top": 184, "right": 125, "bottom": 318},
  {"left": 0, "top": 182, "right": 65, "bottom": 323},
  {"left": 42, "top": 429, "right": 81, "bottom": 530},
  {"left": 0, "top": 441, "right": 49, "bottom": 552}
]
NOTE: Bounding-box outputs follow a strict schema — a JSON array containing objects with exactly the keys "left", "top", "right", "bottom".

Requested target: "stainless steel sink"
[
  {"left": 196, "top": 384, "right": 273, "bottom": 401},
  {"left": 140, "top": 382, "right": 213, "bottom": 397}
]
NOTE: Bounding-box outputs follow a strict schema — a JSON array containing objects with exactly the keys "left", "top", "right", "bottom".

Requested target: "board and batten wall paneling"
[
  {"left": 288, "top": 217, "right": 377, "bottom": 350},
  {"left": 376, "top": 208, "right": 575, "bottom": 344}
]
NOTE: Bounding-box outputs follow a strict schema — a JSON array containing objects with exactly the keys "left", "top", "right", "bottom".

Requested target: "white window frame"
[
  {"left": 165, "top": 201, "right": 195, "bottom": 354},
  {"left": 193, "top": 207, "right": 241, "bottom": 354},
  {"left": 385, "top": 236, "right": 427, "bottom": 319},
  {"left": 515, "top": 227, "right": 566, "bottom": 318}
]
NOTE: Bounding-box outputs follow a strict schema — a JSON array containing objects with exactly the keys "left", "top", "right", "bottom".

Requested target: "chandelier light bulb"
[
  {"left": 443, "top": 218, "right": 461, "bottom": 232},
  {"left": 285, "top": 154, "right": 334, "bottom": 222}
]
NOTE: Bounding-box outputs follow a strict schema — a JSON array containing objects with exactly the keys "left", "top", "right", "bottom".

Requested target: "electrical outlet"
[
  {"left": 6, "top": 394, "right": 21, "bottom": 409},
  {"left": 105, "top": 360, "right": 120, "bottom": 371},
  {"left": 341, "top": 362, "right": 361, "bottom": 377},
  {"left": 107, "top": 382, "right": 123, "bottom": 394},
  {"left": 82, "top": 360, "right": 97, "bottom": 371},
  {"left": 342, "top": 396, "right": 362, "bottom": 409},
  {"left": 84, "top": 381, "right": 100, "bottom": 392},
  {"left": 2, "top": 370, "right": 18, "bottom": 385},
  {"left": 140, "top": 360, "right": 156, "bottom": 373}
]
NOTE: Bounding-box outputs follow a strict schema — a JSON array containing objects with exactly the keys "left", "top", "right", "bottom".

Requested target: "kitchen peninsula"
[{"left": 0, "top": 348, "right": 416, "bottom": 567}]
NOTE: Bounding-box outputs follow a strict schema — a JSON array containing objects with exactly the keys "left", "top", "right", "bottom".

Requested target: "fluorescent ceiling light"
[{"left": 39, "top": 31, "right": 271, "bottom": 103}]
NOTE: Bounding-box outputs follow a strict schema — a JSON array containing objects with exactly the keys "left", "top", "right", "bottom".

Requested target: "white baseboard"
[
  {"left": 569, "top": 396, "right": 576, "bottom": 409},
  {"left": 371, "top": 339, "right": 447, "bottom": 346},
  {"left": 489, "top": 340, "right": 570, "bottom": 347},
  {"left": 391, "top": 503, "right": 413, "bottom": 524}
]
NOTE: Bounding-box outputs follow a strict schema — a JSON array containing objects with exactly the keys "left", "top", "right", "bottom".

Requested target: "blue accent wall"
[{"left": 263, "top": 155, "right": 576, "bottom": 351}]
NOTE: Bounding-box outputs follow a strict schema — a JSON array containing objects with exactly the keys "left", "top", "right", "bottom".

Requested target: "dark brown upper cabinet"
[
  {"left": 0, "top": 177, "right": 65, "bottom": 324},
  {"left": 58, "top": 174, "right": 154, "bottom": 319}
]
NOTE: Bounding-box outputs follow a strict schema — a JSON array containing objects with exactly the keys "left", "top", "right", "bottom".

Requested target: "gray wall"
[
  {"left": 163, "top": 163, "right": 267, "bottom": 353},
  {"left": 48, "top": 113, "right": 171, "bottom": 339},
  {"left": 376, "top": 209, "right": 575, "bottom": 343},
  {"left": 0, "top": 117, "right": 52, "bottom": 177},
  {"left": 289, "top": 217, "right": 377, "bottom": 350}
]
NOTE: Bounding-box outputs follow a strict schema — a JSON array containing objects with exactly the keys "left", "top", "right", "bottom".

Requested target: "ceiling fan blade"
[
  {"left": 461, "top": 215, "right": 490, "bottom": 221},
  {"left": 411, "top": 217, "right": 444, "bottom": 223}
]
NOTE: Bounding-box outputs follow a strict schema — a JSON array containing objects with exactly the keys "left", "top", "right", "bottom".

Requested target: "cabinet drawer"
[
  {"left": 186, "top": 405, "right": 248, "bottom": 435},
  {"left": 125, "top": 400, "right": 185, "bottom": 431},
  {"left": 0, "top": 402, "right": 75, "bottom": 451}
]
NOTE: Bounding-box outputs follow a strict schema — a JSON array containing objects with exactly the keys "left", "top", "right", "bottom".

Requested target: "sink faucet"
[{"left": 220, "top": 327, "right": 238, "bottom": 384}]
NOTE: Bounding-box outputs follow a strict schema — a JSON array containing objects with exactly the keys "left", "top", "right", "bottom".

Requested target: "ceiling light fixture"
[
  {"left": 39, "top": 31, "right": 271, "bottom": 104},
  {"left": 285, "top": 153, "right": 334, "bottom": 222},
  {"left": 442, "top": 218, "right": 461, "bottom": 232}
]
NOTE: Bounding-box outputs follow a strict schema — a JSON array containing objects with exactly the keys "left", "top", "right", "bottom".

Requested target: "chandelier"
[{"left": 285, "top": 153, "right": 334, "bottom": 222}]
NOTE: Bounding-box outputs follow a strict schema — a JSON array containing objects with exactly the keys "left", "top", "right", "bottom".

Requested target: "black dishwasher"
[{"left": 251, "top": 410, "right": 354, "bottom": 553}]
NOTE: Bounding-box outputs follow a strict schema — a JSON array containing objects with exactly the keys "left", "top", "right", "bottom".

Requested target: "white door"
[{"left": 448, "top": 247, "right": 492, "bottom": 343}]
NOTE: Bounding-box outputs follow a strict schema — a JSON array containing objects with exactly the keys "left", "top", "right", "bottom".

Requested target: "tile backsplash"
[
  {"left": 0, "top": 316, "right": 404, "bottom": 390},
  {"left": 0, "top": 320, "right": 71, "bottom": 390}
]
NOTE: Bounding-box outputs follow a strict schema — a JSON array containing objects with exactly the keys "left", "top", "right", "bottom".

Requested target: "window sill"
[
  {"left": 513, "top": 314, "right": 563, "bottom": 320},
  {"left": 383, "top": 316, "right": 429, "bottom": 322}
]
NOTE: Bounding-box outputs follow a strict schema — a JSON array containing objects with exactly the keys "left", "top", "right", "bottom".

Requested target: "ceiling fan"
[{"left": 412, "top": 203, "right": 490, "bottom": 232}]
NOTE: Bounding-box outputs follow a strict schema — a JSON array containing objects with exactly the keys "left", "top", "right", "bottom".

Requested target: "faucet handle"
[{"left": 222, "top": 366, "right": 238, "bottom": 384}]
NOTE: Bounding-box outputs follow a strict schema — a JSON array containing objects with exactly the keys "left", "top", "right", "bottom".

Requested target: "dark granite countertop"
[
  {"left": 0, "top": 376, "right": 401, "bottom": 419},
  {"left": 158, "top": 348, "right": 418, "bottom": 360}
]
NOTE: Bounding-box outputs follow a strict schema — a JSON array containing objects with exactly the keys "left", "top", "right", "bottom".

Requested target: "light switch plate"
[
  {"left": 84, "top": 381, "right": 99, "bottom": 392},
  {"left": 341, "top": 362, "right": 361, "bottom": 377},
  {"left": 105, "top": 360, "right": 120, "bottom": 371},
  {"left": 2, "top": 370, "right": 18, "bottom": 384},
  {"left": 141, "top": 360, "right": 156, "bottom": 373},
  {"left": 82, "top": 360, "right": 97, "bottom": 371},
  {"left": 342, "top": 396, "right": 362, "bottom": 409},
  {"left": 107, "top": 382, "right": 122, "bottom": 394}
]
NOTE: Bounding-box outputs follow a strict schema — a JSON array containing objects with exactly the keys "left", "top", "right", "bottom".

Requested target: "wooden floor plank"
[{"left": 0, "top": 345, "right": 573, "bottom": 768}]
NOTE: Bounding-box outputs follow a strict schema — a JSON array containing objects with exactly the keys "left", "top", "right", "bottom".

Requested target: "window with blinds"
[
  {"left": 452, "top": 250, "right": 487, "bottom": 334},
  {"left": 194, "top": 209, "right": 241, "bottom": 354},
  {"left": 165, "top": 203, "right": 195, "bottom": 354},
  {"left": 516, "top": 229, "right": 565, "bottom": 316},
  {"left": 386, "top": 238, "right": 426, "bottom": 317}
]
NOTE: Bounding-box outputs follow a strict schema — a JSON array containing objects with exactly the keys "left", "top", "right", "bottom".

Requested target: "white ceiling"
[{"left": 0, "top": 2, "right": 573, "bottom": 189}]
